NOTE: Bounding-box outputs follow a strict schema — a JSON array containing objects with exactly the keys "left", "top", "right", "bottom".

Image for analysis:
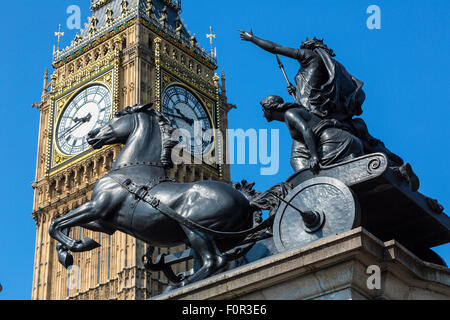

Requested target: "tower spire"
[
  {"left": 42, "top": 68, "right": 49, "bottom": 98},
  {"left": 206, "top": 26, "right": 216, "bottom": 59},
  {"left": 220, "top": 69, "right": 227, "bottom": 104},
  {"left": 221, "top": 69, "right": 226, "bottom": 93},
  {"left": 54, "top": 24, "right": 64, "bottom": 53}
]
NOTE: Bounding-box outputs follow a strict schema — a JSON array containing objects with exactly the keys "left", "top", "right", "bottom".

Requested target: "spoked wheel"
[{"left": 273, "top": 177, "right": 361, "bottom": 252}]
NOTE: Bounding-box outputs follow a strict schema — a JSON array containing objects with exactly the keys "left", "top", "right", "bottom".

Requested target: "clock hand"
[
  {"left": 170, "top": 112, "right": 194, "bottom": 126},
  {"left": 83, "top": 113, "right": 92, "bottom": 123},
  {"left": 174, "top": 107, "right": 183, "bottom": 115},
  {"left": 60, "top": 113, "right": 92, "bottom": 137},
  {"left": 174, "top": 107, "right": 195, "bottom": 126},
  {"left": 60, "top": 121, "right": 83, "bottom": 138},
  {"left": 169, "top": 114, "right": 187, "bottom": 122},
  {"left": 74, "top": 113, "right": 92, "bottom": 123}
]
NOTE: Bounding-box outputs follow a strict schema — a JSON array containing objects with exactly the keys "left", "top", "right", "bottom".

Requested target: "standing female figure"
[{"left": 240, "top": 30, "right": 366, "bottom": 121}]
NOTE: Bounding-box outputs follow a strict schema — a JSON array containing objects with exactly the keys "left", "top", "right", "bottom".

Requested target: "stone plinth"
[{"left": 153, "top": 228, "right": 450, "bottom": 300}]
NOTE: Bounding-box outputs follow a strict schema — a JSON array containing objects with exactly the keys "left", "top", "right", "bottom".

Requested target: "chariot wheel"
[{"left": 273, "top": 177, "right": 361, "bottom": 252}]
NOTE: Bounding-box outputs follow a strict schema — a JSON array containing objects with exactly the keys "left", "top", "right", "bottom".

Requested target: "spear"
[{"left": 275, "top": 54, "right": 296, "bottom": 100}]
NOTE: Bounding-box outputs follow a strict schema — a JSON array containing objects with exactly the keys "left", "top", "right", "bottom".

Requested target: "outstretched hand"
[{"left": 239, "top": 29, "right": 254, "bottom": 42}]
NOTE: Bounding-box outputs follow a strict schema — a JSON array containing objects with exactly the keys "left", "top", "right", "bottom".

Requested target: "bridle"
[{"left": 108, "top": 113, "right": 166, "bottom": 171}]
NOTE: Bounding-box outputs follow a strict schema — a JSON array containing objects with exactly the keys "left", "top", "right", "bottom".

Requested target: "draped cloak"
[
  {"left": 290, "top": 49, "right": 366, "bottom": 171},
  {"left": 290, "top": 118, "right": 364, "bottom": 172},
  {"left": 294, "top": 48, "right": 366, "bottom": 121}
]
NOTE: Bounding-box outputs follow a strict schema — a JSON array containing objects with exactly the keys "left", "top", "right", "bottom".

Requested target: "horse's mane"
[
  {"left": 153, "top": 110, "right": 179, "bottom": 169},
  {"left": 115, "top": 105, "right": 179, "bottom": 168}
]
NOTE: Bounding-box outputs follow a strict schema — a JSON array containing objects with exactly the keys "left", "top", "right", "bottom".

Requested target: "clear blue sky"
[{"left": 0, "top": 1, "right": 448, "bottom": 300}]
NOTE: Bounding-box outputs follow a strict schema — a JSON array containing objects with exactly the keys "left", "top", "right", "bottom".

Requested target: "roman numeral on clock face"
[{"left": 55, "top": 84, "right": 112, "bottom": 156}]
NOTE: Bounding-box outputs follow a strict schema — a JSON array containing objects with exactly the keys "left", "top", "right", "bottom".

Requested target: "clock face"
[
  {"left": 56, "top": 84, "right": 112, "bottom": 155},
  {"left": 162, "top": 85, "right": 213, "bottom": 155}
]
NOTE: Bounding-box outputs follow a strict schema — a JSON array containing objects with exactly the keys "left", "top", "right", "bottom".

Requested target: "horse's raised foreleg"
[
  {"left": 49, "top": 202, "right": 96, "bottom": 250},
  {"left": 82, "top": 220, "right": 116, "bottom": 235},
  {"left": 49, "top": 193, "right": 113, "bottom": 252},
  {"left": 55, "top": 221, "right": 116, "bottom": 269},
  {"left": 55, "top": 221, "right": 114, "bottom": 252}
]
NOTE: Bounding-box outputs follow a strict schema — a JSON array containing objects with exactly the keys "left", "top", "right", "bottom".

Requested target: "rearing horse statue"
[{"left": 49, "top": 103, "right": 282, "bottom": 289}]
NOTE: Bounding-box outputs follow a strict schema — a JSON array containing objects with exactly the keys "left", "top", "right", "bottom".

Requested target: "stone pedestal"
[{"left": 153, "top": 228, "right": 450, "bottom": 300}]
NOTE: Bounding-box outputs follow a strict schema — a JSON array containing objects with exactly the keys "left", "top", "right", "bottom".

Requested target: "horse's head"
[{"left": 87, "top": 103, "right": 153, "bottom": 149}]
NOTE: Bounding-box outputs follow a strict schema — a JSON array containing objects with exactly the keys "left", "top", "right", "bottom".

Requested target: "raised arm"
[{"left": 240, "top": 29, "right": 300, "bottom": 60}]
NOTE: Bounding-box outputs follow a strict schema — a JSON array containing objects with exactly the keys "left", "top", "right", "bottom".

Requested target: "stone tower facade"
[{"left": 31, "top": 0, "right": 235, "bottom": 300}]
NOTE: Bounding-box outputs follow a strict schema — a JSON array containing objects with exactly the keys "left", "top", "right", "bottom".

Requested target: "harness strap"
[
  {"left": 117, "top": 177, "right": 274, "bottom": 240},
  {"left": 147, "top": 197, "right": 275, "bottom": 240},
  {"left": 111, "top": 162, "right": 165, "bottom": 172}
]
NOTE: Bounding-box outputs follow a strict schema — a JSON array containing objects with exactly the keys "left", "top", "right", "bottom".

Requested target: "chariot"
[
  {"left": 49, "top": 104, "right": 449, "bottom": 290},
  {"left": 148, "top": 152, "right": 450, "bottom": 284}
]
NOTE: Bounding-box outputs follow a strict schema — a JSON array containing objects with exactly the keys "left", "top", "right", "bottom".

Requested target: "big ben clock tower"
[{"left": 31, "top": 0, "right": 235, "bottom": 300}]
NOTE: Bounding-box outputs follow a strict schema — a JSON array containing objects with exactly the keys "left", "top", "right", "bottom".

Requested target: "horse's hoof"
[
  {"left": 79, "top": 237, "right": 101, "bottom": 251},
  {"left": 71, "top": 237, "right": 101, "bottom": 252},
  {"left": 57, "top": 249, "right": 74, "bottom": 269},
  {"left": 56, "top": 242, "right": 68, "bottom": 252}
]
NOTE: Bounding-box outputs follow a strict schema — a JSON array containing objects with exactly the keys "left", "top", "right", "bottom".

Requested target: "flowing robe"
[
  {"left": 295, "top": 48, "right": 366, "bottom": 121},
  {"left": 290, "top": 118, "right": 364, "bottom": 172}
]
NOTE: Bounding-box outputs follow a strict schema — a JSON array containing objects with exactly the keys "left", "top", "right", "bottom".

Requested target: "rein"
[{"left": 114, "top": 176, "right": 274, "bottom": 240}]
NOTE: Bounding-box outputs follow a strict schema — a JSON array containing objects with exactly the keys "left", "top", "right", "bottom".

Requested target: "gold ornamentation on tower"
[
  {"left": 159, "top": 6, "right": 168, "bottom": 29},
  {"left": 88, "top": 14, "right": 99, "bottom": 35},
  {"left": 146, "top": 0, "right": 155, "bottom": 15},
  {"left": 121, "top": 0, "right": 130, "bottom": 17},
  {"left": 175, "top": 14, "right": 183, "bottom": 38},
  {"left": 73, "top": 33, "right": 82, "bottom": 45},
  {"left": 91, "top": 0, "right": 114, "bottom": 11},
  {"left": 190, "top": 34, "right": 198, "bottom": 47},
  {"left": 105, "top": 6, "right": 114, "bottom": 26}
]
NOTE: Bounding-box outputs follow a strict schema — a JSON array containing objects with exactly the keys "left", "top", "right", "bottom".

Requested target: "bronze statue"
[
  {"left": 260, "top": 95, "right": 364, "bottom": 172},
  {"left": 240, "top": 29, "right": 419, "bottom": 191},
  {"left": 48, "top": 103, "right": 285, "bottom": 290},
  {"left": 47, "top": 32, "right": 449, "bottom": 292},
  {"left": 240, "top": 30, "right": 364, "bottom": 121}
]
